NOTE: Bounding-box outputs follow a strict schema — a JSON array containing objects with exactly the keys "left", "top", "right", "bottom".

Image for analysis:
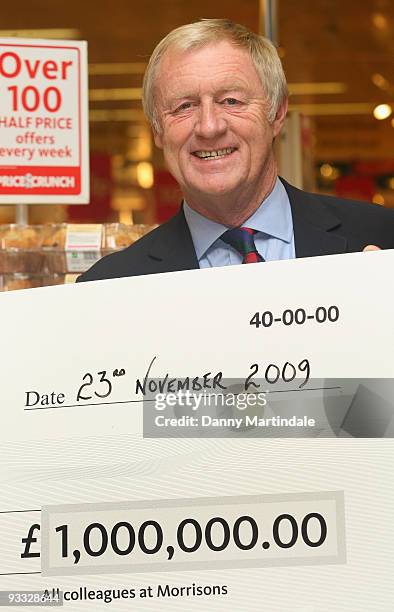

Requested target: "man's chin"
[{"left": 185, "top": 179, "right": 239, "bottom": 198}]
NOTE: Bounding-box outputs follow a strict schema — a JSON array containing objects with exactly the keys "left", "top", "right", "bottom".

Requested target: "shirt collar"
[{"left": 183, "top": 177, "right": 293, "bottom": 260}]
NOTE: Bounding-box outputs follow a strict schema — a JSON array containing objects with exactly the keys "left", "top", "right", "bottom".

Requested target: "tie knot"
[{"left": 220, "top": 227, "right": 264, "bottom": 264}]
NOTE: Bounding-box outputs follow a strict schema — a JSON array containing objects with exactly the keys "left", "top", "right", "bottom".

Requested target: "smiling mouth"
[{"left": 192, "top": 147, "right": 237, "bottom": 159}]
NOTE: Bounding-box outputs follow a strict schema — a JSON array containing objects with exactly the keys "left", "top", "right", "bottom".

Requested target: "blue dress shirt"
[{"left": 183, "top": 177, "right": 295, "bottom": 268}]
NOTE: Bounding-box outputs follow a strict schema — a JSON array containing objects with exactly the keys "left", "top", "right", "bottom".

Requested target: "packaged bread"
[
  {"left": 42, "top": 224, "right": 67, "bottom": 248},
  {"left": 0, "top": 225, "right": 45, "bottom": 273},
  {"left": 0, "top": 224, "right": 44, "bottom": 249},
  {"left": 104, "top": 223, "right": 158, "bottom": 250},
  {"left": 104, "top": 223, "right": 133, "bottom": 250}
]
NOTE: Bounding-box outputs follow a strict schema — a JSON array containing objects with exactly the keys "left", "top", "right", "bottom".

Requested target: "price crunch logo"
[{"left": 0, "top": 173, "right": 75, "bottom": 188}]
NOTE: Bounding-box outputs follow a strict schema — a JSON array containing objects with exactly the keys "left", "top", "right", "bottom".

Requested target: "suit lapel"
[
  {"left": 147, "top": 208, "right": 199, "bottom": 273},
  {"left": 281, "top": 178, "right": 347, "bottom": 257}
]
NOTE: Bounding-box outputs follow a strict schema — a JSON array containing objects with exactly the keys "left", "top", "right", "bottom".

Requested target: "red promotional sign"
[{"left": 0, "top": 39, "right": 89, "bottom": 204}]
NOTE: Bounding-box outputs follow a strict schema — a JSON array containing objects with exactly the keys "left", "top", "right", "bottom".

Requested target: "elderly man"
[{"left": 79, "top": 19, "right": 394, "bottom": 282}]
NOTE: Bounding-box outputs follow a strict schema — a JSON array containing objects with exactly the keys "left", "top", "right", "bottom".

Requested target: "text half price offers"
[{"left": 0, "top": 38, "right": 89, "bottom": 204}]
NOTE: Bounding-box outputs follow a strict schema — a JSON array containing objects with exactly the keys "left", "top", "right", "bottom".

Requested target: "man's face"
[{"left": 153, "top": 40, "right": 287, "bottom": 215}]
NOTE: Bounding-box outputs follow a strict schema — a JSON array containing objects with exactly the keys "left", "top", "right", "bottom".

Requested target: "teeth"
[{"left": 194, "top": 147, "right": 234, "bottom": 159}]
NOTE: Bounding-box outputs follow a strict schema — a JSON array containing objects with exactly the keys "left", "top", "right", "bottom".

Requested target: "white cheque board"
[{"left": 0, "top": 250, "right": 394, "bottom": 611}]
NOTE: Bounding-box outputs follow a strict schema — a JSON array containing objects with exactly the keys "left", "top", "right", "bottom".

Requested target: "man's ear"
[
  {"left": 153, "top": 129, "right": 163, "bottom": 149},
  {"left": 272, "top": 97, "right": 288, "bottom": 138}
]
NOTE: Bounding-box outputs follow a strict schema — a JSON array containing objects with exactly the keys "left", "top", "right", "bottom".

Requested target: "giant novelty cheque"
[{"left": 1, "top": 250, "right": 394, "bottom": 611}]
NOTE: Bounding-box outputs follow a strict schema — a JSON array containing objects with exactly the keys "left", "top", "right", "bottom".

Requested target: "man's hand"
[{"left": 363, "top": 245, "right": 381, "bottom": 251}]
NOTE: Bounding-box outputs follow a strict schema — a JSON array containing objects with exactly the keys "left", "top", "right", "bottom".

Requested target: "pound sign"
[{"left": 21, "top": 523, "right": 40, "bottom": 558}]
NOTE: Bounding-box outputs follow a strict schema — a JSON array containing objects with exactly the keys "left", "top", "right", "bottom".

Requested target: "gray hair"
[{"left": 142, "top": 18, "right": 288, "bottom": 133}]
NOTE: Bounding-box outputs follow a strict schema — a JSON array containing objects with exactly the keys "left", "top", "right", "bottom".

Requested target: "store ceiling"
[{"left": 1, "top": 0, "right": 394, "bottom": 157}]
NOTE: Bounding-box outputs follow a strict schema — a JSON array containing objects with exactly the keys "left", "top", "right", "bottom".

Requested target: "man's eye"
[
  {"left": 175, "top": 102, "right": 192, "bottom": 112},
  {"left": 223, "top": 98, "right": 239, "bottom": 105}
]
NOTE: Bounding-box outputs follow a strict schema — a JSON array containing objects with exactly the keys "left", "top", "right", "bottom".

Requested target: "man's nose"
[{"left": 194, "top": 101, "right": 227, "bottom": 139}]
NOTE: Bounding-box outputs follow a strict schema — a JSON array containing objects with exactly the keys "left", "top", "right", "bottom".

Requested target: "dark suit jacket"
[{"left": 77, "top": 178, "right": 394, "bottom": 282}]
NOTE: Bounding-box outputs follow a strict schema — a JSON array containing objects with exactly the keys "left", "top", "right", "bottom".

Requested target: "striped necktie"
[{"left": 221, "top": 227, "right": 265, "bottom": 263}]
